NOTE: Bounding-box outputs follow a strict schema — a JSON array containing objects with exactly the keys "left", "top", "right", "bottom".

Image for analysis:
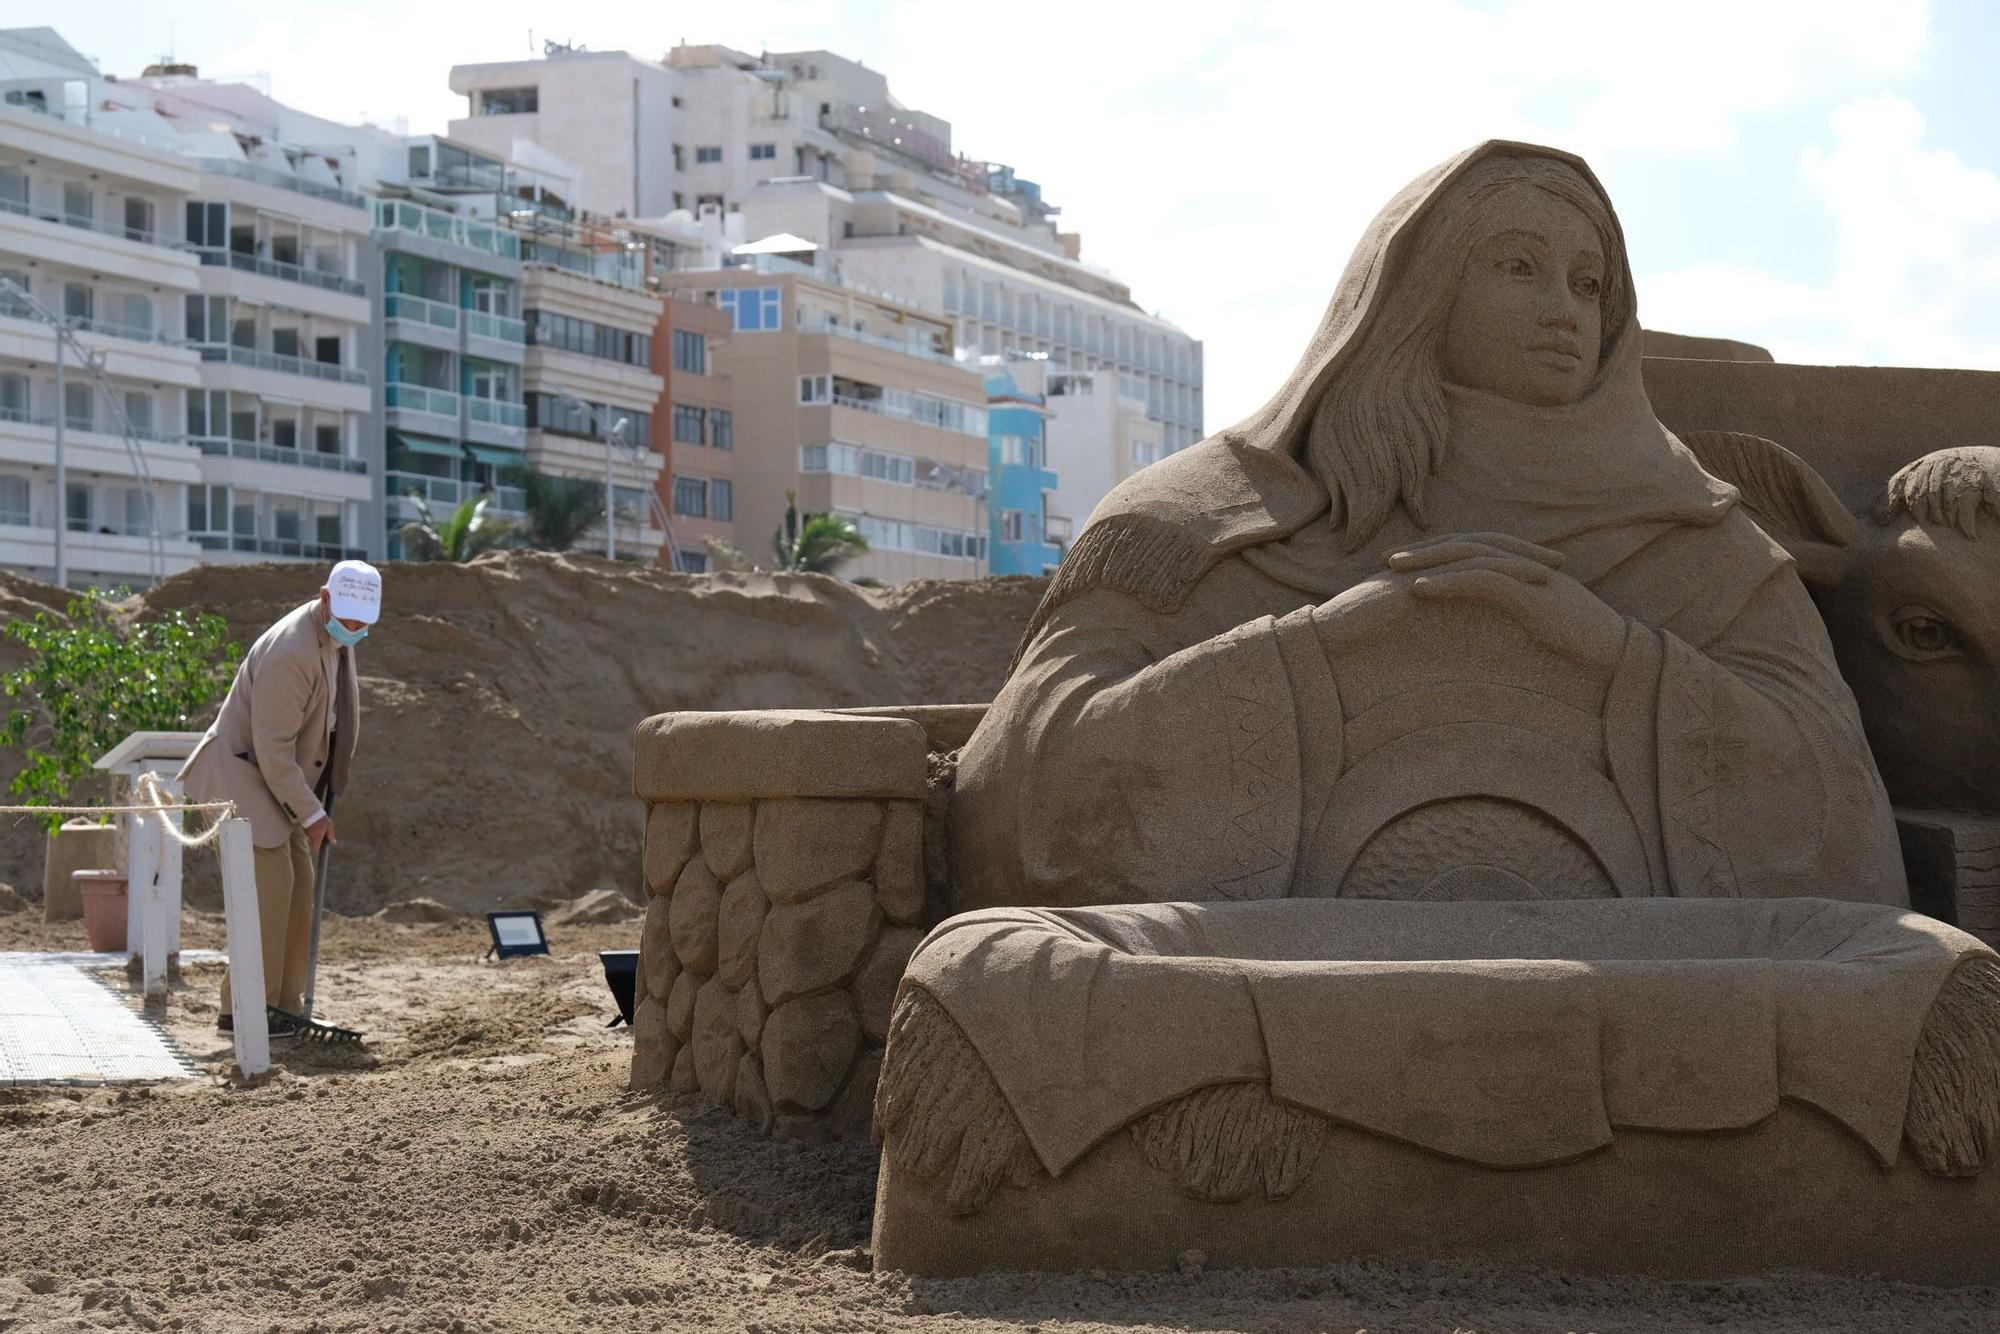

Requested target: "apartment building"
[
  {"left": 982, "top": 357, "right": 1060, "bottom": 576},
  {"left": 134, "top": 77, "right": 375, "bottom": 566},
  {"left": 675, "top": 256, "right": 988, "bottom": 583},
  {"left": 441, "top": 42, "right": 1203, "bottom": 570},
  {"left": 647, "top": 287, "right": 733, "bottom": 571},
  {"left": 1044, "top": 367, "right": 1162, "bottom": 540}
]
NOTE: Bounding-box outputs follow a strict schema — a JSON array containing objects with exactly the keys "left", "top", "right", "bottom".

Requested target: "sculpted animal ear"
[{"left": 1679, "top": 430, "right": 1857, "bottom": 585}]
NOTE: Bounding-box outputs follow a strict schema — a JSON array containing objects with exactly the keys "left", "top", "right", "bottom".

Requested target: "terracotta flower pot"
[{"left": 74, "top": 870, "right": 128, "bottom": 952}]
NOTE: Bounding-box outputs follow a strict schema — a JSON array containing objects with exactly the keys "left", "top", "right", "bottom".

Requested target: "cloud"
[{"left": 1641, "top": 94, "right": 2000, "bottom": 371}]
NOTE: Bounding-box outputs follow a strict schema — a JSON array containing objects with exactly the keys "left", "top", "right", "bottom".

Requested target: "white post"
[
  {"left": 603, "top": 407, "right": 617, "bottom": 561},
  {"left": 157, "top": 777, "right": 183, "bottom": 967},
  {"left": 125, "top": 794, "right": 157, "bottom": 964},
  {"left": 52, "top": 326, "right": 66, "bottom": 588},
  {"left": 218, "top": 817, "right": 269, "bottom": 1077}
]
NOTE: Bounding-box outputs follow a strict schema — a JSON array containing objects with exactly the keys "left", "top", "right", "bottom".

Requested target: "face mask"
[{"left": 326, "top": 620, "right": 369, "bottom": 649}]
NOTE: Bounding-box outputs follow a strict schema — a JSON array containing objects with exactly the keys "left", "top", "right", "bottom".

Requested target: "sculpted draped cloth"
[{"left": 950, "top": 140, "right": 1906, "bottom": 911}]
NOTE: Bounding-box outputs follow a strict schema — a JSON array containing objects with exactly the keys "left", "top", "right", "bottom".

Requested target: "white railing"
[
  {"left": 0, "top": 194, "right": 188, "bottom": 251},
  {"left": 195, "top": 158, "right": 367, "bottom": 210},
  {"left": 189, "top": 436, "right": 367, "bottom": 474},
  {"left": 194, "top": 247, "right": 366, "bottom": 297},
  {"left": 196, "top": 344, "right": 368, "bottom": 385}
]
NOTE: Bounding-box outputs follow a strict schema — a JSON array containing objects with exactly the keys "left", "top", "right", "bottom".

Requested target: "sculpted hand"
[{"left": 1387, "top": 534, "right": 1628, "bottom": 670}]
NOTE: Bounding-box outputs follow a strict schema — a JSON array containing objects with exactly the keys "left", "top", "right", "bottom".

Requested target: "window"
[
  {"left": 677, "top": 548, "right": 707, "bottom": 572},
  {"left": 798, "top": 374, "right": 831, "bottom": 404},
  {"left": 525, "top": 393, "right": 650, "bottom": 444},
  {"left": 124, "top": 196, "right": 154, "bottom": 242},
  {"left": 63, "top": 381, "right": 91, "bottom": 430},
  {"left": 999, "top": 435, "right": 1028, "bottom": 466},
  {"left": 0, "top": 371, "right": 26, "bottom": 419},
  {"left": 65, "top": 481, "right": 91, "bottom": 531},
  {"left": 718, "top": 286, "right": 780, "bottom": 332},
  {"left": 671, "top": 329, "right": 707, "bottom": 374},
  {"left": 62, "top": 282, "right": 92, "bottom": 323},
  {"left": 61, "top": 180, "right": 91, "bottom": 223},
  {"left": 313, "top": 502, "right": 343, "bottom": 547},
  {"left": 316, "top": 422, "right": 343, "bottom": 455},
  {"left": 123, "top": 392, "right": 152, "bottom": 433},
  {"left": 672, "top": 145, "right": 685, "bottom": 172},
  {"left": 479, "top": 87, "right": 538, "bottom": 115},
  {"left": 710, "top": 479, "right": 732, "bottom": 521},
  {"left": 0, "top": 165, "right": 25, "bottom": 209},
  {"left": 185, "top": 295, "right": 227, "bottom": 344},
  {"left": 0, "top": 474, "right": 29, "bottom": 524},
  {"left": 749, "top": 143, "right": 776, "bottom": 160},
  {"left": 695, "top": 146, "right": 722, "bottom": 164},
  {"left": 1000, "top": 510, "right": 1025, "bottom": 542},
  {"left": 673, "top": 476, "right": 707, "bottom": 518},
  {"left": 672, "top": 404, "right": 705, "bottom": 445},
  {"left": 525, "top": 309, "right": 651, "bottom": 366},
  {"left": 187, "top": 390, "right": 225, "bottom": 439},
  {"left": 186, "top": 200, "right": 226, "bottom": 248},
  {"left": 121, "top": 294, "right": 152, "bottom": 337},
  {"left": 708, "top": 409, "right": 732, "bottom": 451}
]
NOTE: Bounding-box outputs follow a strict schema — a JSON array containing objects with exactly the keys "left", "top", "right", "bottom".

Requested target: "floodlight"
[
  {"left": 600, "top": 950, "right": 639, "bottom": 1026},
  {"left": 485, "top": 910, "right": 549, "bottom": 959}
]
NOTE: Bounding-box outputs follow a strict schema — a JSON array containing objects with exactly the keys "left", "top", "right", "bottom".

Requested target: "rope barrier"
[{"left": 0, "top": 773, "right": 237, "bottom": 850}]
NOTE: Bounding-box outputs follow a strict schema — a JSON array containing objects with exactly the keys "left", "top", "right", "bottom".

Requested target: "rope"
[{"left": 0, "top": 772, "right": 237, "bottom": 851}]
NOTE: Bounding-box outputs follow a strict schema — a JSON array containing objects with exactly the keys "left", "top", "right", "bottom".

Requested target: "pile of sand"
[{"left": 0, "top": 553, "right": 1044, "bottom": 916}]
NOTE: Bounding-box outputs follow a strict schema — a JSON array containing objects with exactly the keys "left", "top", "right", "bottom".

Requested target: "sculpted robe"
[{"left": 950, "top": 141, "right": 1906, "bottom": 912}]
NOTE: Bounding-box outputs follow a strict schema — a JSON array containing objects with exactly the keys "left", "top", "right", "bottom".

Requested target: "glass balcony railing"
[
  {"left": 0, "top": 402, "right": 184, "bottom": 444},
  {"left": 387, "top": 472, "right": 526, "bottom": 516},
  {"left": 465, "top": 310, "right": 526, "bottom": 344},
  {"left": 802, "top": 315, "right": 955, "bottom": 365},
  {"left": 195, "top": 247, "right": 366, "bottom": 297},
  {"left": 195, "top": 158, "right": 368, "bottom": 210},
  {"left": 374, "top": 199, "right": 520, "bottom": 261},
  {"left": 384, "top": 382, "right": 459, "bottom": 417},
  {"left": 466, "top": 396, "right": 526, "bottom": 427},
  {"left": 196, "top": 344, "right": 368, "bottom": 385},
  {"left": 384, "top": 292, "right": 460, "bottom": 329},
  {"left": 193, "top": 532, "right": 365, "bottom": 560},
  {"left": 189, "top": 436, "right": 368, "bottom": 474},
  {"left": 0, "top": 193, "right": 187, "bottom": 250}
]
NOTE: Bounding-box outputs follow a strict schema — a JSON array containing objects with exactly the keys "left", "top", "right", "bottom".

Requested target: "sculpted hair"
[
  {"left": 1875, "top": 447, "right": 2000, "bottom": 539},
  {"left": 1306, "top": 156, "right": 1632, "bottom": 549}
]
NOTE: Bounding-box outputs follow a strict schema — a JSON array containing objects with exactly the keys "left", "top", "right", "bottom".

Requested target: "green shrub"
[{"left": 0, "top": 590, "right": 239, "bottom": 831}]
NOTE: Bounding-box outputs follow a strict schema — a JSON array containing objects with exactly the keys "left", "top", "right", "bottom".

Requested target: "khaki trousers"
[{"left": 219, "top": 828, "right": 317, "bottom": 1018}]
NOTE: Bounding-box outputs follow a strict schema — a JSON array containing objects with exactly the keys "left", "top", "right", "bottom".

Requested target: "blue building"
[{"left": 983, "top": 363, "right": 1061, "bottom": 576}]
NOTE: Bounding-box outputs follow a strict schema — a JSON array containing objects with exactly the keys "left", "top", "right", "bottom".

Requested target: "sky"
[{"left": 21, "top": 0, "right": 2000, "bottom": 432}]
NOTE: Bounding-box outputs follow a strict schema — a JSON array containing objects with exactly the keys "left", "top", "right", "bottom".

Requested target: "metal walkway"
[{"left": 0, "top": 952, "right": 212, "bottom": 1085}]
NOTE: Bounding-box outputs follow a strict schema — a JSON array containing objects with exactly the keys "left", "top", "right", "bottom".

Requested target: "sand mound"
[{"left": 0, "top": 553, "right": 1042, "bottom": 917}]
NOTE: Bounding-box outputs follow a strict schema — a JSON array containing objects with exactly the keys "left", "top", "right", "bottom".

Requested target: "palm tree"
[
  {"left": 519, "top": 469, "right": 605, "bottom": 552},
  {"left": 398, "top": 493, "right": 514, "bottom": 562},
  {"left": 772, "top": 491, "right": 869, "bottom": 575}
]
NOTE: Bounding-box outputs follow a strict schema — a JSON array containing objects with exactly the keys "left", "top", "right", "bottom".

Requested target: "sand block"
[
  {"left": 764, "top": 991, "right": 860, "bottom": 1114},
  {"left": 759, "top": 882, "right": 880, "bottom": 1007},
  {"left": 634, "top": 710, "right": 928, "bottom": 803},
  {"left": 700, "top": 803, "right": 755, "bottom": 881},
  {"left": 691, "top": 976, "right": 742, "bottom": 1105},
  {"left": 875, "top": 804, "right": 924, "bottom": 925},
  {"left": 644, "top": 802, "right": 698, "bottom": 895},
  {"left": 1898, "top": 809, "right": 2000, "bottom": 948},
  {"left": 668, "top": 859, "right": 722, "bottom": 976},
  {"left": 874, "top": 897, "right": 2000, "bottom": 1281},
  {"left": 755, "top": 801, "right": 883, "bottom": 904},
  {"left": 715, "top": 871, "right": 768, "bottom": 990}
]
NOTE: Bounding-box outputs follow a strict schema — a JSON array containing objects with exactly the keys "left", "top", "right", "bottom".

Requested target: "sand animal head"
[{"left": 1686, "top": 432, "right": 2000, "bottom": 814}]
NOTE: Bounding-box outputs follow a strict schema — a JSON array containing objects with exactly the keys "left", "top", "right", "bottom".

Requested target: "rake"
[{"left": 268, "top": 792, "right": 362, "bottom": 1045}]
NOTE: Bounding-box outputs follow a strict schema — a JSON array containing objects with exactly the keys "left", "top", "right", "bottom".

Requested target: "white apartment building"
[{"left": 0, "top": 29, "right": 374, "bottom": 587}]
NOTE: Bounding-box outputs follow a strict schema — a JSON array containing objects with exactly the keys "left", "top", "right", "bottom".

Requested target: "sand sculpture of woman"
[{"left": 951, "top": 140, "right": 1908, "bottom": 911}]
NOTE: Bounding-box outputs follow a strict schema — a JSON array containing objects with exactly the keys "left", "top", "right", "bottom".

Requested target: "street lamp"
[{"left": 604, "top": 414, "right": 629, "bottom": 560}]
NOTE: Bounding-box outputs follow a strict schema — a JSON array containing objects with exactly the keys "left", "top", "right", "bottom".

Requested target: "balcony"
[
  {"left": 385, "top": 382, "right": 460, "bottom": 417},
  {"left": 195, "top": 158, "right": 368, "bottom": 211},
  {"left": 0, "top": 403, "right": 186, "bottom": 445},
  {"left": 193, "top": 532, "right": 365, "bottom": 561},
  {"left": 196, "top": 344, "right": 368, "bottom": 385},
  {"left": 467, "top": 396, "right": 525, "bottom": 428},
  {"left": 190, "top": 436, "right": 368, "bottom": 475},
  {"left": 387, "top": 472, "right": 525, "bottom": 515},
  {"left": 194, "top": 247, "right": 367, "bottom": 297},
  {"left": 0, "top": 194, "right": 188, "bottom": 252},
  {"left": 466, "top": 310, "right": 526, "bottom": 344},
  {"left": 803, "top": 315, "right": 956, "bottom": 366},
  {"left": 384, "top": 292, "right": 460, "bottom": 330},
  {"left": 374, "top": 200, "right": 520, "bottom": 261}
]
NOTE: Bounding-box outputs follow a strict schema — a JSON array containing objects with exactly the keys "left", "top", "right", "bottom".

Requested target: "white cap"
[{"left": 325, "top": 559, "right": 383, "bottom": 625}]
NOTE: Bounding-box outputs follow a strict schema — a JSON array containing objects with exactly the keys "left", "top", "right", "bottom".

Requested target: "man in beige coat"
[{"left": 180, "top": 561, "right": 380, "bottom": 1029}]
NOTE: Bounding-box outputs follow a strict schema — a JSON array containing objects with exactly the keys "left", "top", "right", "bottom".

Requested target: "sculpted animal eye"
[{"left": 1890, "top": 606, "right": 1963, "bottom": 659}]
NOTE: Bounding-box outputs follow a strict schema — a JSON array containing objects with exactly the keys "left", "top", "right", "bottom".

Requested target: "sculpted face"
[{"left": 1439, "top": 187, "right": 1606, "bottom": 407}]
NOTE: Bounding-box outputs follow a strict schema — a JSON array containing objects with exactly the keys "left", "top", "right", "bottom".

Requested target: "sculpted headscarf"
[{"left": 1017, "top": 139, "right": 1742, "bottom": 657}]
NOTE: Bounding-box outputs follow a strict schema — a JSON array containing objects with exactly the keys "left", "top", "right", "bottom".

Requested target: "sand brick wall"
[{"left": 629, "top": 710, "right": 936, "bottom": 1138}]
